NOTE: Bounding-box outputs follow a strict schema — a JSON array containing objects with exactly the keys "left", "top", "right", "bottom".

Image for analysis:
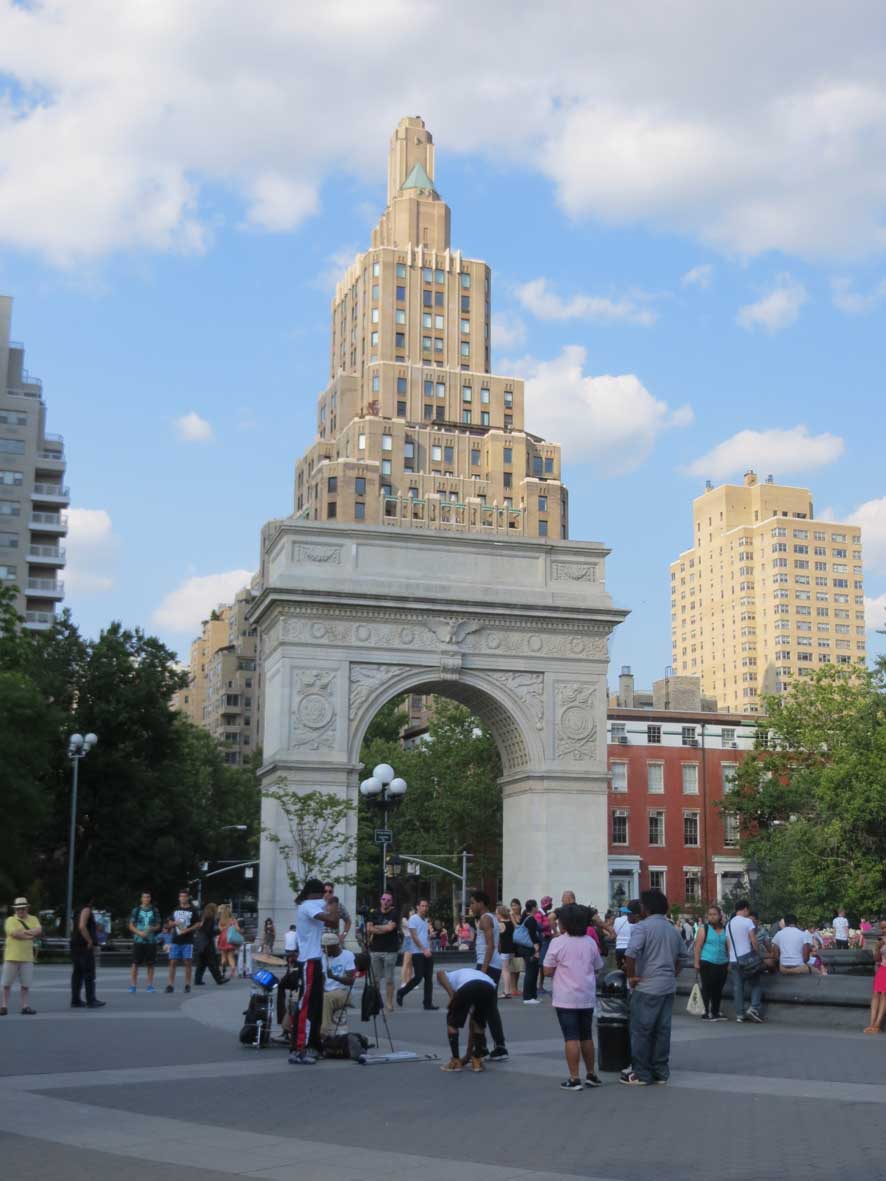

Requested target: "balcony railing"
[
  {"left": 24, "top": 610, "right": 55, "bottom": 628},
  {"left": 27, "top": 577, "right": 64, "bottom": 595},
  {"left": 43, "top": 433, "right": 64, "bottom": 444},
  {"left": 37, "top": 450, "right": 65, "bottom": 463},
  {"left": 31, "top": 483, "right": 70, "bottom": 500},
  {"left": 30, "top": 511, "right": 68, "bottom": 531},
  {"left": 28, "top": 544, "right": 65, "bottom": 562},
  {"left": 381, "top": 494, "right": 525, "bottom": 534}
]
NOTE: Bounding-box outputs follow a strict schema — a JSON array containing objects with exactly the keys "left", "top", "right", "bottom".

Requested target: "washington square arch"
[{"left": 252, "top": 117, "right": 628, "bottom": 928}]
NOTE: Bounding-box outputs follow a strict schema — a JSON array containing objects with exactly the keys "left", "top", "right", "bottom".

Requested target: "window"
[
  {"left": 461, "top": 294, "right": 470, "bottom": 312},
  {"left": 538, "top": 520, "right": 548, "bottom": 537},
  {"left": 0, "top": 471, "right": 23, "bottom": 486},
  {"left": 396, "top": 263, "right": 406, "bottom": 278},
  {"left": 612, "top": 811, "right": 629, "bottom": 845},
  {"left": 432, "top": 444, "right": 442, "bottom": 462},
  {"left": 371, "top": 374, "right": 380, "bottom": 393},
  {"left": 435, "top": 406, "right": 445, "bottom": 421},
  {"left": 423, "top": 290, "right": 432, "bottom": 308},
  {"left": 503, "top": 447, "right": 513, "bottom": 464},
  {"left": 480, "top": 387, "right": 490, "bottom": 404},
  {"left": 462, "top": 410, "right": 471, "bottom": 424},
  {"left": 382, "top": 434, "right": 392, "bottom": 451},
  {"left": 404, "top": 440, "right": 415, "bottom": 459},
  {"left": 681, "top": 726, "right": 697, "bottom": 747},
  {"left": 354, "top": 502, "right": 365, "bottom": 520},
  {"left": 371, "top": 307, "right": 379, "bottom": 323},
  {"left": 724, "top": 812, "right": 740, "bottom": 848},
  {"left": 648, "top": 811, "right": 665, "bottom": 846},
  {"left": 381, "top": 459, "right": 392, "bottom": 475},
  {"left": 435, "top": 314, "right": 444, "bottom": 329},
  {"left": 397, "top": 401, "right": 406, "bottom": 416},
  {"left": 683, "top": 812, "right": 700, "bottom": 846},
  {"left": 460, "top": 341, "right": 470, "bottom": 356},
  {"left": 682, "top": 763, "right": 699, "bottom": 794},
  {"left": 395, "top": 332, "right": 405, "bottom": 348},
  {"left": 326, "top": 503, "right": 337, "bottom": 520},
  {"left": 423, "top": 404, "right": 433, "bottom": 420},
  {"left": 327, "top": 476, "right": 337, "bottom": 493},
  {"left": 544, "top": 457, "right": 554, "bottom": 473},
  {"left": 435, "top": 268, "right": 444, "bottom": 284},
  {"left": 444, "top": 445, "right": 454, "bottom": 464},
  {"left": 372, "top": 261, "right": 380, "bottom": 277},
  {"left": 649, "top": 869, "right": 666, "bottom": 892},
  {"left": 460, "top": 272, "right": 471, "bottom": 288},
  {"left": 462, "top": 386, "right": 472, "bottom": 402},
  {"left": 435, "top": 337, "right": 444, "bottom": 352},
  {"left": 461, "top": 319, "right": 470, "bottom": 334},
  {"left": 423, "top": 267, "right": 432, "bottom": 282},
  {"left": 503, "top": 472, "right": 512, "bottom": 489},
  {"left": 647, "top": 724, "right": 662, "bottom": 744},
  {"left": 435, "top": 382, "right": 446, "bottom": 399},
  {"left": 471, "top": 448, "right": 481, "bottom": 466},
  {"left": 355, "top": 477, "right": 366, "bottom": 495},
  {"left": 684, "top": 870, "right": 701, "bottom": 902},
  {"left": 504, "top": 391, "right": 513, "bottom": 408},
  {"left": 481, "top": 411, "right": 490, "bottom": 426},
  {"left": 435, "top": 291, "right": 444, "bottom": 307},
  {"left": 538, "top": 495, "right": 548, "bottom": 512},
  {"left": 722, "top": 727, "right": 736, "bottom": 745},
  {"left": 610, "top": 762, "right": 628, "bottom": 792},
  {"left": 647, "top": 763, "right": 664, "bottom": 793},
  {"left": 396, "top": 285, "right": 406, "bottom": 302}
]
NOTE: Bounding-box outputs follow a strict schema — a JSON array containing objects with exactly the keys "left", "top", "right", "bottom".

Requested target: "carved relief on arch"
[
  {"left": 554, "top": 682, "right": 598, "bottom": 762},
  {"left": 349, "top": 663, "right": 414, "bottom": 722},
  {"left": 290, "top": 669, "right": 338, "bottom": 750}
]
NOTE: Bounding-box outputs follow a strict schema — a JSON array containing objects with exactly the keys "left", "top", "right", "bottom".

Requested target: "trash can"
[{"left": 597, "top": 969, "right": 631, "bottom": 1072}]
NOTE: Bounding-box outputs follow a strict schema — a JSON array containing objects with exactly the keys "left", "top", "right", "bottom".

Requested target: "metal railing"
[
  {"left": 27, "top": 577, "right": 64, "bottom": 593},
  {"left": 28, "top": 544, "right": 65, "bottom": 560},
  {"left": 381, "top": 494, "right": 525, "bottom": 533},
  {"left": 43, "top": 433, "right": 64, "bottom": 443},
  {"left": 24, "top": 610, "right": 55, "bottom": 626},
  {"left": 32, "top": 483, "right": 70, "bottom": 498},
  {"left": 31, "top": 511, "right": 68, "bottom": 528},
  {"left": 37, "top": 449, "right": 65, "bottom": 462}
]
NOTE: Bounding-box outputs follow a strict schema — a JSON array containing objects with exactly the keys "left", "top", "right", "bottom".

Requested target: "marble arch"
[{"left": 251, "top": 520, "right": 627, "bottom": 931}]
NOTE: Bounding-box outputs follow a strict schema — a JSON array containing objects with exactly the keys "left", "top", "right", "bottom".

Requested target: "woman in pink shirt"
[{"left": 543, "top": 904, "right": 604, "bottom": 1091}]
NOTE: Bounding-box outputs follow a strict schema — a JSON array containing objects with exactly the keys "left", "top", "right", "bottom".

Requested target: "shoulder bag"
[{"left": 727, "top": 919, "right": 763, "bottom": 978}]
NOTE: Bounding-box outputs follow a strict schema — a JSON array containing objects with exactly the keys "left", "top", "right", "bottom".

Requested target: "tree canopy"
[{"left": 724, "top": 661, "right": 886, "bottom": 922}]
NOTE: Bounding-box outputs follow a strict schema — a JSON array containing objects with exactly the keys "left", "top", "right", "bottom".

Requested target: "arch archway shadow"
[{"left": 251, "top": 521, "right": 627, "bottom": 929}]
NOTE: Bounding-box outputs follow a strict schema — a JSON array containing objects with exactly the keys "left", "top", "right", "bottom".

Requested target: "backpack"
[
  {"left": 239, "top": 993, "right": 272, "bottom": 1047},
  {"left": 513, "top": 921, "right": 534, "bottom": 950},
  {"left": 321, "top": 1032, "right": 370, "bottom": 1060}
]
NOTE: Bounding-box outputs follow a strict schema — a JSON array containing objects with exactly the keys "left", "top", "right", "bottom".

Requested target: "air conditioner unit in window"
[
  {"left": 617, "top": 736, "right": 630, "bottom": 745},
  {"left": 687, "top": 738, "right": 700, "bottom": 747},
  {"left": 728, "top": 741, "right": 739, "bottom": 749}
]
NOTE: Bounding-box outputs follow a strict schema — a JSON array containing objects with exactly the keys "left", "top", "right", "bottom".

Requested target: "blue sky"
[{"left": 1, "top": 2, "right": 885, "bottom": 686}]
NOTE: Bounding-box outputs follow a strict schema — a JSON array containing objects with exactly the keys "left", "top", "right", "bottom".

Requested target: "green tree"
[
  {"left": 261, "top": 786, "right": 357, "bottom": 894},
  {"left": 723, "top": 663, "right": 886, "bottom": 921}
]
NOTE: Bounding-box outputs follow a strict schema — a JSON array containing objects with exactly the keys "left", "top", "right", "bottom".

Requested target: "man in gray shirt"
[{"left": 621, "top": 889, "right": 688, "bottom": 1086}]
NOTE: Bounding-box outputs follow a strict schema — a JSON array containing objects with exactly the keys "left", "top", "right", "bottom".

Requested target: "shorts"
[
  {"left": 132, "top": 942, "right": 157, "bottom": 966},
  {"left": 555, "top": 1006, "right": 594, "bottom": 1042},
  {"left": 1, "top": 960, "right": 34, "bottom": 988},
  {"left": 874, "top": 965, "right": 886, "bottom": 994},
  {"left": 370, "top": 951, "right": 398, "bottom": 984},
  {"left": 448, "top": 980, "right": 496, "bottom": 1029},
  {"left": 509, "top": 956, "right": 525, "bottom": 973},
  {"left": 168, "top": 943, "right": 193, "bottom": 961}
]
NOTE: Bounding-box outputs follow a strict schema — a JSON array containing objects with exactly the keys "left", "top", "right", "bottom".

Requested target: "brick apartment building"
[{"left": 605, "top": 668, "right": 757, "bottom": 909}]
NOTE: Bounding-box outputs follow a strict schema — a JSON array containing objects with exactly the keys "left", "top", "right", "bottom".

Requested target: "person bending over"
[{"left": 436, "top": 967, "right": 497, "bottom": 1073}]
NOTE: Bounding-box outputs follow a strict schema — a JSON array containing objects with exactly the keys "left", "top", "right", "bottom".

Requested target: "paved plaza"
[{"left": 1, "top": 964, "right": 884, "bottom": 1180}]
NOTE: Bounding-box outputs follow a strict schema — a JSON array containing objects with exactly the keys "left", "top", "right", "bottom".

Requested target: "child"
[
  {"left": 543, "top": 904, "right": 603, "bottom": 1091},
  {"left": 864, "top": 921, "right": 886, "bottom": 1034}
]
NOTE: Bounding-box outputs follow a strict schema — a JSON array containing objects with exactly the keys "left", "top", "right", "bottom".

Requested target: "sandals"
[
  {"left": 864, "top": 1025, "right": 881, "bottom": 1034},
  {"left": 21, "top": 1007, "right": 36, "bottom": 1015}
]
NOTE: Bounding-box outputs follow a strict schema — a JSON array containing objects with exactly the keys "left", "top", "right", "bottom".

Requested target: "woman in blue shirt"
[{"left": 693, "top": 905, "right": 729, "bottom": 1020}]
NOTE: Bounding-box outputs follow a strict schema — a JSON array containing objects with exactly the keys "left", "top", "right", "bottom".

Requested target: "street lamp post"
[
  {"left": 65, "top": 732, "right": 98, "bottom": 939},
  {"left": 359, "top": 763, "right": 407, "bottom": 894},
  {"left": 194, "top": 826, "right": 249, "bottom": 906}
]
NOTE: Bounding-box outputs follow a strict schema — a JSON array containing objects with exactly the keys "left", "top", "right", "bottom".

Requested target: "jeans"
[
  {"left": 71, "top": 948, "right": 96, "bottom": 1004},
  {"left": 474, "top": 964, "right": 506, "bottom": 1050},
  {"left": 538, "top": 938, "right": 552, "bottom": 989},
  {"left": 400, "top": 952, "right": 435, "bottom": 1007},
  {"left": 629, "top": 991, "right": 674, "bottom": 1083},
  {"left": 698, "top": 961, "right": 728, "bottom": 1017},
  {"left": 522, "top": 953, "right": 539, "bottom": 1000},
  {"left": 731, "top": 964, "right": 763, "bottom": 1014}
]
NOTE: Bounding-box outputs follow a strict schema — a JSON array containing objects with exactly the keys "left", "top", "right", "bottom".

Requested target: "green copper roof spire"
[{"left": 400, "top": 162, "right": 435, "bottom": 193}]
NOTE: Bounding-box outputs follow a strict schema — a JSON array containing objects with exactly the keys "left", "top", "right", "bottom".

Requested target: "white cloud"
[
  {"left": 491, "top": 312, "right": 527, "bottom": 351},
  {"left": 684, "top": 425, "right": 845, "bottom": 480},
  {"left": 173, "top": 411, "right": 214, "bottom": 443},
  {"left": 736, "top": 274, "right": 808, "bottom": 333},
  {"left": 151, "top": 569, "right": 254, "bottom": 634},
  {"left": 681, "top": 264, "right": 714, "bottom": 289},
  {"left": 831, "top": 276, "right": 886, "bottom": 315},
  {"left": 846, "top": 497, "right": 886, "bottom": 573},
  {"left": 66, "top": 507, "right": 118, "bottom": 594},
  {"left": 516, "top": 278, "right": 657, "bottom": 326},
  {"left": 4, "top": 6, "right": 886, "bottom": 264},
  {"left": 311, "top": 244, "right": 361, "bottom": 294},
  {"left": 864, "top": 593, "right": 886, "bottom": 632},
  {"left": 512, "top": 345, "right": 692, "bottom": 476}
]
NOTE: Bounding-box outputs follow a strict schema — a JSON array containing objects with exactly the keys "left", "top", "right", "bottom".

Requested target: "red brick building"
[{"left": 605, "top": 672, "right": 756, "bottom": 909}]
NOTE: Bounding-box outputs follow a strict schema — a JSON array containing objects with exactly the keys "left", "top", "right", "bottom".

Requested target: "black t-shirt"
[
  {"left": 367, "top": 908, "right": 400, "bottom": 952},
  {"left": 70, "top": 907, "right": 97, "bottom": 951},
  {"left": 172, "top": 905, "right": 197, "bottom": 944},
  {"left": 500, "top": 919, "right": 515, "bottom": 954}
]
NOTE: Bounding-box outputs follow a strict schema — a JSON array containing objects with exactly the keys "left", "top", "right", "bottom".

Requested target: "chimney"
[
  {"left": 705, "top": 480, "right": 713, "bottom": 491},
  {"left": 618, "top": 665, "right": 635, "bottom": 708},
  {"left": 743, "top": 469, "right": 758, "bottom": 487}
]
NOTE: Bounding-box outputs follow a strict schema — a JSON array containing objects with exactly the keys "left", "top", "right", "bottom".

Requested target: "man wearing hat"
[
  {"left": 289, "top": 879, "right": 339, "bottom": 1065},
  {"left": 2, "top": 897, "right": 42, "bottom": 1016},
  {"left": 320, "top": 930, "right": 356, "bottom": 1037}
]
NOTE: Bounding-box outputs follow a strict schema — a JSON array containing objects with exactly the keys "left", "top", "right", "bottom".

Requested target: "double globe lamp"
[{"left": 360, "top": 763, "right": 407, "bottom": 893}]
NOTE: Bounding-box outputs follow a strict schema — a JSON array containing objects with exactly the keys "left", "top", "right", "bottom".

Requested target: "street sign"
[{"left": 374, "top": 828, "right": 393, "bottom": 845}]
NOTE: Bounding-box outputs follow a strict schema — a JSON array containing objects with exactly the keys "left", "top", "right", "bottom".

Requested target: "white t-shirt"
[
  {"left": 408, "top": 913, "right": 430, "bottom": 952},
  {"left": 614, "top": 915, "right": 632, "bottom": 950},
  {"left": 323, "top": 948, "right": 356, "bottom": 992},
  {"left": 833, "top": 916, "right": 850, "bottom": 941},
  {"left": 773, "top": 926, "right": 811, "bottom": 968},
  {"left": 446, "top": 968, "right": 495, "bottom": 992},
  {"left": 296, "top": 899, "right": 327, "bottom": 962},
  {"left": 726, "top": 915, "right": 756, "bottom": 962},
  {"left": 284, "top": 929, "right": 298, "bottom": 953}
]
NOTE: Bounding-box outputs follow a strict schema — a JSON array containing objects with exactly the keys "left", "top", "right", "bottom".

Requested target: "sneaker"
[
  {"left": 488, "top": 1047, "right": 509, "bottom": 1060},
  {"left": 288, "top": 1052, "right": 316, "bottom": 1065},
  {"left": 440, "top": 1058, "right": 463, "bottom": 1072},
  {"left": 653, "top": 1078, "right": 668, "bottom": 1085},
  {"left": 700, "top": 1012, "right": 711, "bottom": 1020},
  {"left": 470, "top": 1057, "right": 486, "bottom": 1072},
  {"left": 165, "top": 986, "right": 174, "bottom": 994},
  {"left": 184, "top": 985, "right": 191, "bottom": 994},
  {"left": 423, "top": 1004, "right": 440, "bottom": 1011},
  {"left": 619, "top": 1070, "right": 648, "bottom": 1086},
  {"left": 736, "top": 1015, "right": 745, "bottom": 1023},
  {"left": 523, "top": 998, "right": 542, "bottom": 1005},
  {"left": 745, "top": 1008, "right": 765, "bottom": 1023},
  {"left": 20, "top": 1007, "right": 36, "bottom": 1015},
  {"left": 86, "top": 1000, "right": 106, "bottom": 1008},
  {"left": 560, "top": 1078, "right": 583, "bottom": 1091},
  {"left": 146, "top": 986, "right": 155, "bottom": 994},
  {"left": 584, "top": 1073, "right": 603, "bottom": 1088},
  {"left": 0, "top": 1008, "right": 6, "bottom": 1016},
  {"left": 70, "top": 1000, "right": 85, "bottom": 1008},
  {"left": 396, "top": 987, "right": 405, "bottom": 1008},
  {"left": 127, "top": 986, "right": 136, "bottom": 994},
  {"left": 712, "top": 1014, "right": 728, "bottom": 1022}
]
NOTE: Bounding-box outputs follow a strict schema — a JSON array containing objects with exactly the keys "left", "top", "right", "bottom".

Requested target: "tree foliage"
[
  {"left": 723, "top": 662, "right": 886, "bottom": 921},
  {"left": 261, "top": 787, "right": 357, "bottom": 894}
]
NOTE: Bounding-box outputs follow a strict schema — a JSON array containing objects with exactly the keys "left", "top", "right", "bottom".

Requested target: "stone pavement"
[{"left": 1, "top": 964, "right": 884, "bottom": 1180}]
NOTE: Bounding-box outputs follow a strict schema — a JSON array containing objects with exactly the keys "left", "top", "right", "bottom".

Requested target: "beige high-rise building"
[
  {"left": 173, "top": 587, "right": 260, "bottom": 764},
  {"left": 670, "top": 471, "right": 866, "bottom": 713},
  {"left": 293, "top": 116, "right": 567, "bottom": 539},
  {"left": 0, "top": 296, "right": 68, "bottom": 629}
]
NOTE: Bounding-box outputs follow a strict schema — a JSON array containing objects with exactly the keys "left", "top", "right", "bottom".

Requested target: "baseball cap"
[
  {"left": 320, "top": 931, "right": 341, "bottom": 947},
  {"left": 13, "top": 897, "right": 28, "bottom": 907}
]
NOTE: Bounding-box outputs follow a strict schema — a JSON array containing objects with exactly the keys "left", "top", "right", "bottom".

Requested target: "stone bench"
[{"left": 675, "top": 966, "right": 873, "bottom": 1009}]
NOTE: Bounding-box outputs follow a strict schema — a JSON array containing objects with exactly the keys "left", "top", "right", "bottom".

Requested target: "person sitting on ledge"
[{"left": 771, "top": 914, "right": 812, "bottom": 975}]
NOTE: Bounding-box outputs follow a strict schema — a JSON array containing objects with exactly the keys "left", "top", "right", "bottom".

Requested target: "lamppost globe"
[
  {"left": 84, "top": 733, "right": 98, "bottom": 749},
  {"left": 373, "top": 763, "right": 395, "bottom": 785},
  {"left": 360, "top": 776, "right": 383, "bottom": 797},
  {"left": 69, "top": 733, "right": 84, "bottom": 750},
  {"left": 388, "top": 777, "right": 407, "bottom": 797}
]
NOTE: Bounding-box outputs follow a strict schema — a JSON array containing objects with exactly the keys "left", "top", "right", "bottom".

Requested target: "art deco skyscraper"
[
  {"left": 670, "top": 471, "right": 866, "bottom": 713},
  {"left": 294, "top": 116, "right": 567, "bottom": 540}
]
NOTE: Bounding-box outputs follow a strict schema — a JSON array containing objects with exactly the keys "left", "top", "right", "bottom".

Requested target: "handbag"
[
  {"left": 686, "top": 982, "right": 705, "bottom": 1016},
  {"left": 727, "top": 919, "right": 764, "bottom": 978},
  {"left": 227, "top": 926, "right": 245, "bottom": 946}
]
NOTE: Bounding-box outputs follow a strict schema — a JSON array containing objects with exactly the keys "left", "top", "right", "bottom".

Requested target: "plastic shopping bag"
[{"left": 686, "top": 982, "right": 705, "bottom": 1016}]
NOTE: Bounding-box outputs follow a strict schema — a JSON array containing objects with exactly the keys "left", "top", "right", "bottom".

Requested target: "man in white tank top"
[{"left": 470, "top": 891, "right": 508, "bottom": 1060}]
